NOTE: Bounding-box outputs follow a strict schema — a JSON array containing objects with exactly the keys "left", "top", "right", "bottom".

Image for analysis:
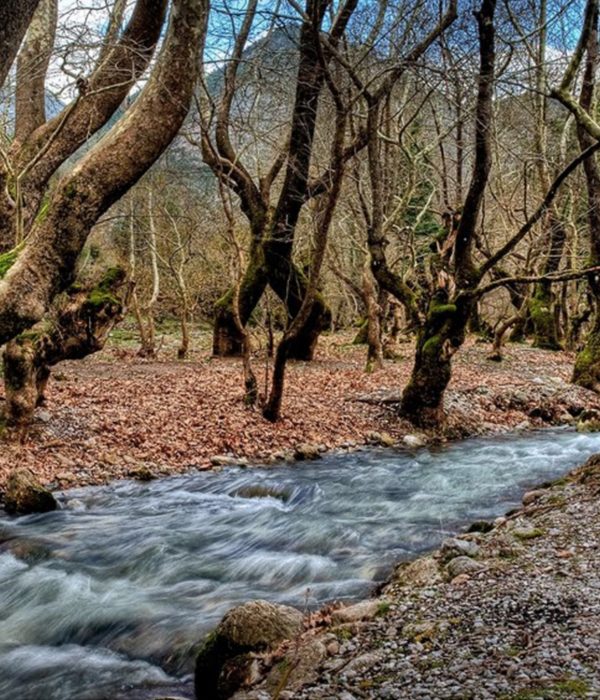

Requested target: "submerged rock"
[
  {"left": 233, "top": 484, "right": 291, "bottom": 502},
  {"left": 3, "top": 468, "right": 58, "bottom": 515},
  {"left": 194, "top": 600, "right": 303, "bottom": 700}
]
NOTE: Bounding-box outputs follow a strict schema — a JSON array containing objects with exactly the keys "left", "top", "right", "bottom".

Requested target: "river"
[{"left": 1, "top": 429, "right": 598, "bottom": 700}]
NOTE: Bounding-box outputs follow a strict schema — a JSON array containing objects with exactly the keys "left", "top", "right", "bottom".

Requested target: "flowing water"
[{"left": 1, "top": 429, "right": 600, "bottom": 700}]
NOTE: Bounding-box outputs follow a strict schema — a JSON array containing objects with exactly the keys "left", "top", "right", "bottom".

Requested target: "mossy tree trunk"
[
  {"left": 529, "top": 214, "right": 566, "bottom": 350},
  {"left": 400, "top": 294, "right": 472, "bottom": 426},
  {"left": 0, "top": 0, "right": 206, "bottom": 347},
  {"left": 399, "top": 0, "right": 495, "bottom": 426},
  {"left": 3, "top": 268, "right": 127, "bottom": 429},
  {"left": 573, "top": 9, "right": 600, "bottom": 389}
]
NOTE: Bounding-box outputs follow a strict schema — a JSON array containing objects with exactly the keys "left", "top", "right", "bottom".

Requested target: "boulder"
[
  {"left": 522, "top": 489, "right": 546, "bottom": 506},
  {"left": 440, "top": 537, "right": 480, "bottom": 561},
  {"left": 331, "top": 599, "right": 386, "bottom": 624},
  {"left": 3, "top": 468, "right": 57, "bottom": 515},
  {"left": 392, "top": 556, "right": 441, "bottom": 587},
  {"left": 403, "top": 434, "right": 427, "bottom": 449},
  {"left": 293, "top": 444, "right": 321, "bottom": 461},
  {"left": 576, "top": 408, "right": 600, "bottom": 433},
  {"left": 445, "top": 556, "right": 484, "bottom": 579},
  {"left": 194, "top": 600, "right": 303, "bottom": 700},
  {"left": 263, "top": 637, "right": 327, "bottom": 694}
]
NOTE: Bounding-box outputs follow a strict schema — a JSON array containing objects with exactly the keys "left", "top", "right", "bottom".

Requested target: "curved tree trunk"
[
  {"left": 0, "top": 0, "right": 206, "bottom": 347},
  {"left": 3, "top": 268, "right": 127, "bottom": 429},
  {"left": 264, "top": 238, "right": 331, "bottom": 361}
]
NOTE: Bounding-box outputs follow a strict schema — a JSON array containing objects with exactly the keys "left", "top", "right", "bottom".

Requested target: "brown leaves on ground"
[{"left": 0, "top": 332, "right": 598, "bottom": 491}]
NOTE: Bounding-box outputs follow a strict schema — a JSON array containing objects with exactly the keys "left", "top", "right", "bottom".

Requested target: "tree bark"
[
  {"left": 0, "top": 0, "right": 42, "bottom": 90},
  {"left": 3, "top": 267, "right": 127, "bottom": 428},
  {"left": 573, "top": 5, "right": 600, "bottom": 389}
]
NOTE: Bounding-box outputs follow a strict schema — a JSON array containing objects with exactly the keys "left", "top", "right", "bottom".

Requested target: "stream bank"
[
  {"left": 229, "top": 455, "right": 600, "bottom": 700},
  {"left": 1, "top": 340, "right": 599, "bottom": 494}
]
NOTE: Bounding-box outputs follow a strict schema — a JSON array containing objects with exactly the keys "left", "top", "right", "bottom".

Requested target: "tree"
[{"left": 0, "top": 0, "right": 208, "bottom": 426}]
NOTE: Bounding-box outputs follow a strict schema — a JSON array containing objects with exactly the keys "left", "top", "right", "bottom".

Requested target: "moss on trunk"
[
  {"left": 400, "top": 294, "right": 471, "bottom": 427},
  {"left": 529, "top": 284, "right": 562, "bottom": 350},
  {"left": 573, "top": 315, "right": 600, "bottom": 391},
  {"left": 2, "top": 267, "right": 127, "bottom": 429},
  {"left": 212, "top": 242, "right": 268, "bottom": 357}
]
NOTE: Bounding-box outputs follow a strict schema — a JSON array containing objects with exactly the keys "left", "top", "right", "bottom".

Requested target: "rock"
[
  {"left": 512, "top": 526, "right": 544, "bottom": 541},
  {"left": 450, "top": 573, "right": 472, "bottom": 586},
  {"left": 293, "top": 443, "right": 321, "bottom": 461},
  {"left": 392, "top": 556, "right": 441, "bottom": 587},
  {"left": 233, "top": 485, "right": 291, "bottom": 502},
  {"left": 403, "top": 433, "right": 427, "bottom": 449},
  {"left": 194, "top": 600, "right": 303, "bottom": 700},
  {"left": 522, "top": 489, "right": 546, "bottom": 506},
  {"left": 128, "top": 465, "right": 156, "bottom": 481},
  {"left": 342, "top": 651, "right": 384, "bottom": 675},
  {"left": 467, "top": 520, "right": 494, "bottom": 534},
  {"left": 36, "top": 410, "right": 52, "bottom": 423},
  {"left": 366, "top": 431, "right": 396, "bottom": 447},
  {"left": 210, "top": 455, "right": 249, "bottom": 467},
  {"left": 326, "top": 640, "right": 340, "bottom": 656},
  {"left": 55, "top": 471, "right": 77, "bottom": 483},
  {"left": 440, "top": 537, "right": 480, "bottom": 561},
  {"left": 331, "top": 599, "right": 385, "bottom": 624},
  {"left": 445, "top": 556, "right": 484, "bottom": 579},
  {"left": 577, "top": 408, "right": 600, "bottom": 433},
  {"left": 4, "top": 468, "right": 58, "bottom": 515},
  {"left": 263, "top": 637, "right": 327, "bottom": 693}
]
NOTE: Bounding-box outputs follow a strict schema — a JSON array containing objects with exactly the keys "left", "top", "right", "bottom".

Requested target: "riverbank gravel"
[{"left": 284, "top": 461, "right": 600, "bottom": 699}]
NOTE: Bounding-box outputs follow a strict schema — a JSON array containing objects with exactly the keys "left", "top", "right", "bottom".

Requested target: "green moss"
[
  {"left": 0, "top": 246, "right": 22, "bottom": 280},
  {"left": 84, "top": 267, "right": 125, "bottom": 310},
  {"left": 422, "top": 334, "right": 442, "bottom": 356},
  {"left": 376, "top": 601, "right": 391, "bottom": 617},
  {"left": 529, "top": 291, "right": 561, "bottom": 350},
  {"left": 500, "top": 677, "right": 590, "bottom": 699},
  {"left": 35, "top": 196, "right": 50, "bottom": 225},
  {"left": 429, "top": 302, "right": 457, "bottom": 317},
  {"left": 513, "top": 528, "right": 544, "bottom": 541}
]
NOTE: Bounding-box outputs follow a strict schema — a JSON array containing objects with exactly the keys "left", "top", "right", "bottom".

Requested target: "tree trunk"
[
  {"left": 573, "top": 5, "right": 600, "bottom": 388},
  {"left": 3, "top": 268, "right": 127, "bottom": 429},
  {"left": 264, "top": 239, "right": 331, "bottom": 361},
  {"left": 212, "top": 237, "right": 269, "bottom": 356},
  {"left": 400, "top": 293, "right": 472, "bottom": 426}
]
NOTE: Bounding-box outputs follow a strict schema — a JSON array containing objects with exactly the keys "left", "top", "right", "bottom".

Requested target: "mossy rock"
[
  {"left": 4, "top": 468, "right": 58, "bottom": 515},
  {"left": 194, "top": 600, "right": 303, "bottom": 700}
]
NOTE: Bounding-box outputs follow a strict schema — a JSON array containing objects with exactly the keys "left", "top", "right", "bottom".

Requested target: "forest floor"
[{"left": 0, "top": 324, "right": 599, "bottom": 491}]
